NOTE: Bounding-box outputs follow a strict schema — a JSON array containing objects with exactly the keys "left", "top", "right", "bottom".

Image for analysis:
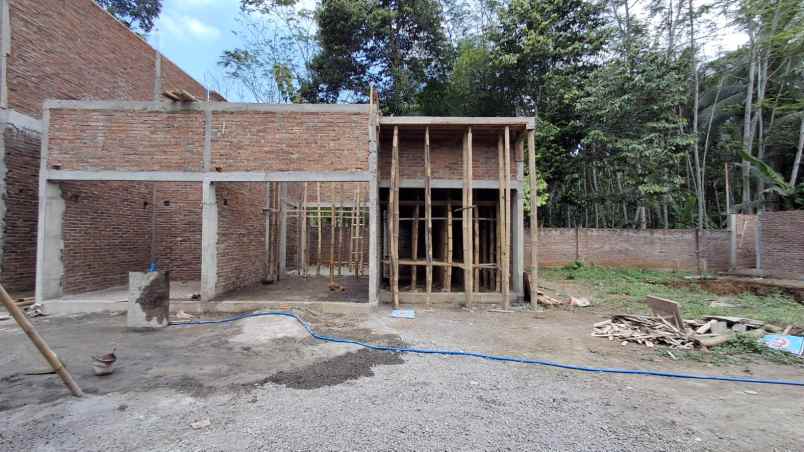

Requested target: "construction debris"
[
  {"left": 162, "top": 89, "right": 199, "bottom": 102},
  {"left": 569, "top": 297, "right": 591, "bottom": 307}
]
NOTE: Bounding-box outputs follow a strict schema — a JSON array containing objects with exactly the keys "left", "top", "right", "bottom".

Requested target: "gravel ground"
[{"left": 1, "top": 308, "right": 802, "bottom": 451}]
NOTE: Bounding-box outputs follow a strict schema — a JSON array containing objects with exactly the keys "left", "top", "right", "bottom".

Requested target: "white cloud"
[{"left": 156, "top": 14, "right": 221, "bottom": 41}]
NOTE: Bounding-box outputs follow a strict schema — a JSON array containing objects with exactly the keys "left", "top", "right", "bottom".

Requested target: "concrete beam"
[
  {"left": 44, "top": 170, "right": 372, "bottom": 183},
  {"left": 200, "top": 180, "right": 218, "bottom": 302},
  {"left": 380, "top": 116, "right": 535, "bottom": 129},
  {"left": 207, "top": 171, "right": 371, "bottom": 182},
  {"left": 379, "top": 178, "right": 522, "bottom": 190},
  {"left": 43, "top": 99, "right": 369, "bottom": 114},
  {"left": 1, "top": 110, "right": 43, "bottom": 133},
  {"left": 0, "top": 0, "right": 9, "bottom": 109},
  {"left": 47, "top": 170, "right": 204, "bottom": 182}
]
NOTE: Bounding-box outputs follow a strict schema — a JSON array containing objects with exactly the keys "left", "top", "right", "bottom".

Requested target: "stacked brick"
[
  {"left": 761, "top": 210, "right": 804, "bottom": 279},
  {"left": 215, "top": 183, "right": 267, "bottom": 294}
]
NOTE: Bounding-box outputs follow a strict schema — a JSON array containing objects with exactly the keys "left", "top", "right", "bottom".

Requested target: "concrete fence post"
[
  {"left": 200, "top": 180, "right": 218, "bottom": 302},
  {"left": 755, "top": 211, "right": 763, "bottom": 271}
]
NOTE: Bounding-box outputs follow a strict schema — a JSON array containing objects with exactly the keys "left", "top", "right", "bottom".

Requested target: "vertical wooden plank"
[
  {"left": 503, "top": 127, "right": 512, "bottom": 309},
  {"left": 424, "top": 126, "right": 433, "bottom": 307},
  {"left": 301, "top": 182, "right": 308, "bottom": 277},
  {"left": 390, "top": 126, "right": 400, "bottom": 308},
  {"left": 350, "top": 186, "right": 358, "bottom": 275},
  {"left": 356, "top": 187, "right": 363, "bottom": 278},
  {"left": 473, "top": 215, "right": 479, "bottom": 292},
  {"left": 330, "top": 183, "right": 336, "bottom": 284},
  {"left": 337, "top": 183, "right": 344, "bottom": 277},
  {"left": 463, "top": 127, "right": 473, "bottom": 307},
  {"left": 410, "top": 204, "right": 419, "bottom": 290},
  {"left": 527, "top": 128, "right": 538, "bottom": 304},
  {"left": 497, "top": 134, "right": 503, "bottom": 293},
  {"left": 317, "top": 182, "right": 322, "bottom": 277}
]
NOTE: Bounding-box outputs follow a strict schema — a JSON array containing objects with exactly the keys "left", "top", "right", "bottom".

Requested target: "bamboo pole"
[
  {"left": 463, "top": 127, "right": 474, "bottom": 307},
  {"left": 473, "top": 215, "right": 479, "bottom": 292},
  {"left": 356, "top": 188, "right": 363, "bottom": 278},
  {"left": 527, "top": 128, "right": 538, "bottom": 304},
  {"left": 424, "top": 126, "right": 433, "bottom": 307},
  {"left": 317, "top": 182, "right": 322, "bottom": 276},
  {"left": 330, "top": 184, "right": 336, "bottom": 284},
  {"left": 390, "top": 126, "right": 400, "bottom": 308},
  {"left": 350, "top": 187, "right": 358, "bottom": 275},
  {"left": 502, "top": 128, "right": 511, "bottom": 309},
  {"left": 0, "top": 284, "right": 83, "bottom": 397},
  {"left": 337, "top": 184, "right": 344, "bottom": 277},
  {"left": 410, "top": 204, "right": 419, "bottom": 290},
  {"left": 446, "top": 199, "right": 453, "bottom": 292}
]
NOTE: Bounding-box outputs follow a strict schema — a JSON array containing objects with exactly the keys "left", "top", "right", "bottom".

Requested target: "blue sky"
[{"left": 146, "top": 0, "right": 244, "bottom": 94}]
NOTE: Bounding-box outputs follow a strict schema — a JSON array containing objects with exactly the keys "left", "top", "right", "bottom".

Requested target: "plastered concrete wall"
[
  {"left": 378, "top": 130, "right": 519, "bottom": 181},
  {"left": 6, "top": 0, "right": 212, "bottom": 118},
  {"left": 46, "top": 109, "right": 206, "bottom": 171},
  {"left": 210, "top": 111, "right": 369, "bottom": 172},
  {"left": 215, "top": 182, "right": 267, "bottom": 295},
  {"left": 0, "top": 125, "right": 39, "bottom": 291},
  {"left": 525, "top": 227, "right": 735, "bottom": 272},
  {"left": 761, "top": 210, "right": 804, "bottom": 279}
]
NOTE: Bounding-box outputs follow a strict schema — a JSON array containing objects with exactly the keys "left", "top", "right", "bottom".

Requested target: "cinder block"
[{"left": 127, "top": 271, "right": 170, "bottom": 329}]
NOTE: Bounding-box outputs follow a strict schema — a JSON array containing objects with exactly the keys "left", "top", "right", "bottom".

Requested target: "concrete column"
[
  {"left": 279, "top": 182, "right": 288, "bottom": 275},
  {"left": 512, "top": 188, "right": 524, "bottom": 296},
  {"left": 35, "top": 182, "right": 65, "bottom": 302},
  {"left": 728, "top": 214, "right": 736, "bottom": 271},
  {"left": 200, "top": 180, "right": 218, "bottom": 302},
  {"left": 368, "top": 105, "right": 379, "bottom": 305}
]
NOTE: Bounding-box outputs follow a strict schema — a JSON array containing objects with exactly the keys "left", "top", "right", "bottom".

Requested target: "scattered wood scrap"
[
  {"left": 592, "top": 315, "right": 696, "bottom": 349},
  {"left": 162, "top": 89, "right": 199, "bottom": 102}
]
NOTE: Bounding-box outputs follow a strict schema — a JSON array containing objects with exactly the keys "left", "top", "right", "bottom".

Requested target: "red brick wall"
[
  {"left": 525, "top": 227, "right": 733, "bottom": 272},
  {"left": 154, "top": 183, "right": 202, "bottom": 281},
  {"left": 7, "top": 0, "right": 211, "bottom": 118},
  {"left": 47, "top": 109, "right": 205, "bottom": 171},
  {"left": 215, "top": 183, "right": 267, "bottom": 295},
  {"left": 210, "top": 111, "right": 369, "bottom": 172},
  {"left": 734, "top": 214, "right": 757, "bottom": 269},
  {"left": 0, "top": 127, "right": 40, "bottom": 292},
  {"left": 61, "top": 181, "right": 153, "bottom": 294},
  {"left": 760, "top": 210, "right": 804, "bottom": 279},
  {"left": 379, "top": 129, "right": 518, "bottom": 181}
]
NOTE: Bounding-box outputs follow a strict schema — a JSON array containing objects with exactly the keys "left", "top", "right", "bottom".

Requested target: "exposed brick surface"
[
  {"left": 47, "top": 109, "right": 205, "bottom": 171},
  {"left": 153, "top": 183, "right": 202, "bottom": 281},
  {"left": 210, "top": 111, "right": 369, "bottom": 172},
  {"left": 0, "top": 126, "right": 40, "bottom": 292},
  {"left": 379, "top": 130, "right": 517, "bottom": 181},
  {"left": 216, "top": 183, "right": 267, "bottom": 295},
  {"left": 525, "top": 227, "right": 734, "bottom": 272},
  {"left": 760, "top": 210, "right": 804, "bottom": 279},
  {"left": 734, "top": 214, "right": 757, "bottom": 269},
  {"left": 7, "top": 0, "right": 211, "bottom": 118},
  {"left": 62, "top": 182, "right": 153, "bottom": 294}
]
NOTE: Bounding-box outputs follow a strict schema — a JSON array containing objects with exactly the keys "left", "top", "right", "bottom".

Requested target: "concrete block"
[{"left": 128, "top": 271, "right": 170, "bottom": 329}]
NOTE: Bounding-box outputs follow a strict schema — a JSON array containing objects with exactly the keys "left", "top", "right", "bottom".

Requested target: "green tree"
[{"left": 97, "top": 0, "right": 162, "bottom": 34}]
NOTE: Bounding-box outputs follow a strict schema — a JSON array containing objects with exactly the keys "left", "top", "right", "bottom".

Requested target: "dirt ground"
[
  {"left": 220, "top": 275, "right": 369, "bottom": 302},
  {"left": 1, "top": 305, "right": 802, "bottom": 451}
]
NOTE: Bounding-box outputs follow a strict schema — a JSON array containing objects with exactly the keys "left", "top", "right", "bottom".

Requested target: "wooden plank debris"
[{"left": 162, "top": 89, "right": 198, "bottom": 102}]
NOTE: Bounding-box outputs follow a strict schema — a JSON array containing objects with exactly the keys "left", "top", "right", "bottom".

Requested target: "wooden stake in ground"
[
  {"left": 502, "top": 128, "right": 511, "bottom": 309},
  {"left": 496, "top": 135, "right": 503, "bottom": 293},
  {"left": 390, "top": 126, "right": 401, "bottom": 308},
  {"left": 445, "top": 199, "right": 453, "bottom": 292},
  {"left": 0, "top": 284, "right": 83, "bottom": 397},
  {"left": 527, "top": 128, "right": 538, "bottom": 304},
  {"left": 463, "top": 127, "right": 474, "bottom": 307},
  {"left": 317, "top": 182, "right": 322, "bottom": 277},
  {"left": 424, "top": 126, "right": 433, "bottom": 307}
]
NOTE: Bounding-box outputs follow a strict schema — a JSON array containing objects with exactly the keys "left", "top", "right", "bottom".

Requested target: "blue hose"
[{"left": 171, "top": 311, "right": 804, "bottom": 387}]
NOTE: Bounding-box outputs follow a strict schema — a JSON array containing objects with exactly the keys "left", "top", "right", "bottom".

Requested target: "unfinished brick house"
[
  {"left": 36, "top": 93, "right": 537, "bottom": 310},
  {"left": 0, "top": 0, "right": 222, "bottom": 294}
]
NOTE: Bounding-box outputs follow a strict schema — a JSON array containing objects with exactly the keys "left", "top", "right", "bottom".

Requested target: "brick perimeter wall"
[
  {"left": 0, "top": 126, "right": 40, "bottom": 292},
  {"left": 7, "top": 0, "right": 211, "bottom": 118},
  {"left": 761, "top": 210, "right": 804, "bottom": 279},
  {"left": 734, "top": 214, "right": 757, "bottom": 269},
  {"left": 216, "top": 183, "right": 267, "bottom": 295},
  {"left": 154, "top": 183, "right": 202, "bottom": 281},
  {"left": 525, "top": 227, "right": 736, "bottom": 272}
]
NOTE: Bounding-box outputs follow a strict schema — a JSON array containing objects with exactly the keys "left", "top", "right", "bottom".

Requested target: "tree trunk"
[
  {"left": 791, "top": 115, "right": 804, "bottom": 187},
  {"left": 741, "top": 37, "right": 758, "bottom": 213}
]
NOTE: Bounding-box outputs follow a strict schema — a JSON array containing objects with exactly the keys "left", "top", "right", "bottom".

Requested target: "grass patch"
[{"left": 541, "top": 265, "right": 804, "bottom": 326}]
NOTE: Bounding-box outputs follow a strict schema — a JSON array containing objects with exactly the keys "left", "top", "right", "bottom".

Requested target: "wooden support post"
[
  {"left": 301, "top": 182, "right": 308, "bottom": 277},
  {"left": 527, "top": 128, "right": 538, "bottom": 304},
  {"left": 337, "top": 184, "right": 344, "bottom": 277},
  {"left": 503, "top": 127, "right": 512, "bottom": 309},
  {"left": 424, "top": 126, "right": 433, "bottom": 307},
  {"left": 410, "top": 204, "right": 419, "bottom": 290},
  {"left": 350, "top": 187, "right": 358, "bottom": 276},
  {"left": 463, "top": 127, "right": 474, "bottom": 307},
  {"left": 390, "top": 126, "right": 401, "bottom": 308},
  {"left": 0, "top": 284, "right": 83, "bottom": 397},
  {"left": 356, "top": 188, "right": 363, "bottom": 278},
  {"left": 317, "top": 182, "right": 322, "bottom": 276},
  {"left": 445, "top": 200, "right": 453, "bottom": 292},
  {"left": 330, "top": 183, "right": 336, "bottom": 284},
  {"left": 497, "top": 135, "right": 504, "bottom": 293}
]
